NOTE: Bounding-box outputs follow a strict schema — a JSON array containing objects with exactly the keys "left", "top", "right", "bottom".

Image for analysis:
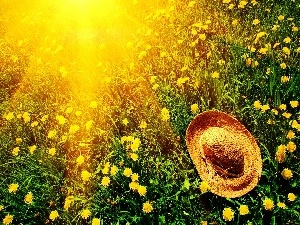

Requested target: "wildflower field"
[{"left": 1, "top": 0, "right": 300, "bottom": 224}]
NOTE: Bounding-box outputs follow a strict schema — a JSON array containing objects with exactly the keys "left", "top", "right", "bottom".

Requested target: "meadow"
[{"left": 0, "top": 0, "right": 299, "bottom": 224}]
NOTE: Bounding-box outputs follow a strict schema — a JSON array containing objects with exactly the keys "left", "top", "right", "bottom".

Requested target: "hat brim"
[{"left": 186, "top": 111, "right": 262, "bottom": 198}]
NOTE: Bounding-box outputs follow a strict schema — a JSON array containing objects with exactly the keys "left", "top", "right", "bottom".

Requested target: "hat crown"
[{"left": 200, "top": 127, "right": 244, "bottom": 178}]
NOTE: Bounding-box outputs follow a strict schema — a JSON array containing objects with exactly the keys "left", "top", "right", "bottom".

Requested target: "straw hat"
[{"left": 186, "top": 111, "right": 262, "bottom": 198}]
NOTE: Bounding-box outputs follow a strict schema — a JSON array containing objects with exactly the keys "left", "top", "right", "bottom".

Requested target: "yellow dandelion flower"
[
  {"left": 75, "top": 110, "right": 82, "bottom": 116},
  {"left": 65, "top": 107, "right": 73, "bottom": 114},
  {"left": 0, "top": 205, "right": 3, "bottom": 211},
  {"left": 138, "top": 185, "right": 147, "bottom": 196},
  {"left": 131, "top": 153, "right": 138, "bottom": 161},
  {"left": 29, "top": 145, "right": 37, "bottom": 154},
  {"left": 22, "top": 112, "right": 30, "bottom": 123},
  {"left": 222, "top": 207, "right": 234, "bottom": 221},
  {"left": 41, "top": 115, "right": 48, "bottom": 122},
  {"left": 238, "top": 0, "right": 247, "bottom": 8},
  {"left": 199, "top": 33, "right": 206, "bottom": 41},
  {"left": 290, "top": 120, "right": 299, "bottom": 129},
  {"left": 61, "top": 135, "right": 68, "bottom": 142},
  {"left": 282, "top": 168, "right": 293, "bottom": 180},
  {"left": 85, "top": 120, "right": 93, "bottom": 130},
  {"left": 279, "top": 104, "right": 287, "bottom": 110},
  {"left": 263, "top": 198, "right": 274, "bottom": 211},
  {"left": 282, "top": 112, "right": 292, "bottom": 119},
  {"left": 232, "top": 19, "right": 238, "bottom": 26},
  {"left": 24, "top": 192, "right": 33, "bottom": 204},
  {"left": 290, "top": 101, "right": 299, "bottom": 108},
  {"left": 56, "top": 115, "right": 67, "bottom": 125},
  {"left": 282, "top": 47, "right": 290, "bottom": 56},
  {"left": 259, "top": 48, "right": 268, "bottom": 54},
  {"left": 3, "top": 214, "right": 13, "bottom": 225},
  {"left": 280, "top": 63, "right": 287, "bottom": 69},
  {"left": 122, "top": 118, "right": 129, "bottom": 125},
  {"left": 12, "top": 147, "right": 20, "bottom": 156},
  {"left": 223, "top": 0, "right": 231, "bottom": 3},
  {"left": 131, "top": 138, "right": 141, "bottom": 152},
  {"left": 81, "top": 209, "right": 91, "bottom": 219},
  {"left": 131, "top": 173, "right": 139, "bottom": 182},
  {"left": 152, "top": 83, "right": 159, "bottom": 90},
  {"left": 273, "top": 43, "right": 280, "bottom": 48},
  {"left": 76, "top": 155, "right": 85, "bottom": 165},
  {"left": 271, "top": 24, "right": 280, "bottom": 31},
  {"left": 129, "top": 181, "right": 139, "bottom": 190},
  {"left": 16, "top": 138, "right": 22, "bottom": 145},
  {"left": 31, "top": 121, "right": 38, "bottom": 127},
  {"left": 191, "top": 104, "right": 199, "bottom": 114},
  {"left": 276, "top": 145, "right": 286, "bottom": 163},
  {"left": 48, "top": 148, "right": 56, "bottom": 156},
  {"left": 277, "top": 202, "right": 287, "bottom": 209},
  {"left": 228, "top": 3, "right": 234, "bottom": 9},
  {"left": 287, "top": 142, "right": 296, "bottom": 153},
  {"left": 253, "top": 19, "right": 260, "bottom": 25},
  {"left": 101, "top": 176, "right": 110, "bottom": 187},
  {"left": 271, "top": 109, "right": 278, "bottom": 115},
  {"left": 288, "top": 193, "right": 296, "bottom": 201},
  {"left": 64, "top": 196, "right": 74, "bottom": 211},
  {"left": 92, "top": 218, "right": 101, "bottom": 225},
  {"left": 138, "top": 51, "right": 147, "bottom": 60},
  {"left": 8, "top": 183, "right": 19, "bottom": 194},
  {"left": 69, "top": 124, "right": 80, "bottom": 134},
  {"left": 188, "top": 1, "right": 196, "bottom": 7},
  {"left": 124, "top": 168, "right": 132, "bottom": 177},
  {"left": 5, "top": 112, "right": 14, "bottom": 121},
  {"left": 278, "top": 15, "right": 284, "bottom": 21},
  {"left": 253, "top": 100, "right": 262, "bottom": 109},
  {"left": 200, "top": 181, "right": 210, "bottom": 193},
  {"left": 239, "top": 205, "right": 249, "bottom": 215},
  {"left": 261, "top": 104, "right": 270, "bottom": 112},
  {"left": 102, "top": 166, "right": 110, "bottom": 175},
  {"left": 48, "top": 130, "right": 57, "bottom": 138},
  {"left": 81, "top": 170, "right": 92, "bottom": 182},
  {"left": 177, "top": 77, "right": 189, "bottom": 87},
  {"left": 49, "top": 210, "right": 59, "bottom": 221},
  {"left": 211, "top": 71, "right": 219, "bottom": 78},
  {"left": 150, "top": 76, "right": 157, "bottom": 84},
  {"left": 139, "top": 120, "right": 147, "bottom": 129},
  {"left": 292, "top": 26, "right": 298, "bottom": 32},
  {"left": 283, "top": 37, "right": 291, "bottom": 43},
  {"left": 161, "top": 108, "right": 170, "bottom": 121},
  {"left": 142, "top": 201, "right": 153, "bottom": 213},
  {"left": 110, "top": 165, "right": 118, "bottom": 176},
  {"left": 286, "top": 130, "right": 295, "bottom": 139},
  {"left": 90, "top": 101, "right": 98, "bottom": 109}
]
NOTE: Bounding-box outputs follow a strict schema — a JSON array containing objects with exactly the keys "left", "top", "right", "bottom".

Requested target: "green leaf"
[
  {"left": 182, "top": 178, "right": 190, "bottom": 190},
  {"left": 271, "top": 215, "right": 276, "bottom": 225},
  {"left": 159, "top": 215, "right": 166, "bottom": 223}
]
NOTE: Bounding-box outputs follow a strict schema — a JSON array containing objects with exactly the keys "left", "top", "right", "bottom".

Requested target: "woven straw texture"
[{"left": 186, "top": 111, "right": 262, "bottom": 198}]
